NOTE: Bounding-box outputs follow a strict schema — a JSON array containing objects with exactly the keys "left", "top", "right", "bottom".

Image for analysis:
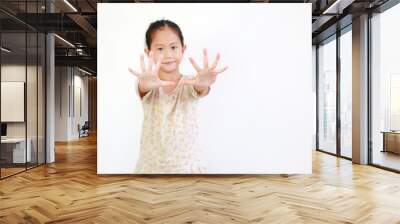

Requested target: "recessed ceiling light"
[
  {"left": 1, "top": 47, "right": 11, "bottom": 53},
  {"left": 322, "top": 0, "right": 354, "bottom": 15},
  {"left": 54, "top": 34, "right": 75, "bottom": 48},
  {"left": 78, "top": 67, "right": 93, "bottom": 76},
  {"left": 63, "top": 0, "right": 78, "bottom": 12}
]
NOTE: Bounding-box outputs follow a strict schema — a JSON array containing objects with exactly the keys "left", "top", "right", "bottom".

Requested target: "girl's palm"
[
  {"left": 183, "top": 48, "right": 228, "bottom": 87},
  {"left": 128, "top": 52, "right": 175, "bottom": 92}
]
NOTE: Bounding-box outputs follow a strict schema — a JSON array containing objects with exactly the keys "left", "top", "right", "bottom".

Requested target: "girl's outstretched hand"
[
  {"left": 183, "top": 48, "right": 228, "bottom": 88},
  {"left": 128, "top": 52, "right": 176, "bottom": 93}
]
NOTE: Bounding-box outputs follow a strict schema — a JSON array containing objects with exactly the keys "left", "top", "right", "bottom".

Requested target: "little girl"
[{"left": 128, "top": 19, "right": 228, "bottom": 174}]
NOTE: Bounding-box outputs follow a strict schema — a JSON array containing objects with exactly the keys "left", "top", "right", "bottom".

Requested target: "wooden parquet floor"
[{"left": 1, "top": 134, "right": 400, "bottom": 223}]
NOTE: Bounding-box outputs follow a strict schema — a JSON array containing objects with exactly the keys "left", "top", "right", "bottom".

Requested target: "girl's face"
[{"left": 146, "top": 27, "right": 186, "bottom": 74}]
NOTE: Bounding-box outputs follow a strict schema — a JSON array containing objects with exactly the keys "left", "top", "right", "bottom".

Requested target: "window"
[
  {"left": 370, "top": 3, "right": 400, "bottom": 171},
  {"left": 339, "top": 28, "right": 352, "bottom": 158},
  {"left": 318, "top": 36, "right": 337, "bottom": 155}
]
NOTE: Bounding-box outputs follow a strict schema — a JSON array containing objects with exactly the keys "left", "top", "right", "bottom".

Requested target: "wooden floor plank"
[{"left": 0, "top": 134, "right": 400, "bottom": 223}]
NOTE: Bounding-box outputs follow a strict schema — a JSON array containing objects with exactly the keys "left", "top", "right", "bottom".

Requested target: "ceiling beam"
[
  {"left": 67, "top": 13, "right": 97, "bottom": 41},
  {"left": 55, "top": 55, "right": 96, "bottom": 69}
]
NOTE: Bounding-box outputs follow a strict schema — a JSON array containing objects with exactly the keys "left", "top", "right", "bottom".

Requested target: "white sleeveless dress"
[{"left": 134, "top": 76, "right": 208, "bottom": 174}]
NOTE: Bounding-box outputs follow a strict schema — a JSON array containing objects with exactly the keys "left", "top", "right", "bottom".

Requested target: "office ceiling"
[{"left": 0, "top": 0, "right": 393, "bottom": 75}]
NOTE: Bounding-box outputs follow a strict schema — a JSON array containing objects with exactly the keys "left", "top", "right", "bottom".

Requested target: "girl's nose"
[{"left": 165, "top": 48, "right": 173, "bottom": 57}]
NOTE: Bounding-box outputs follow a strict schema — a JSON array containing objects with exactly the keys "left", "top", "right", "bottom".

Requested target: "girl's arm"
[{"left": 135, "top": 79, "right": 150, "bottom": 99}]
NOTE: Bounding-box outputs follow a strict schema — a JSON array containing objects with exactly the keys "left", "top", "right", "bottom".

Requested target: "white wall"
[
  {"left": 1, "top": 65, "right": 39, "bottom": 138},
  {"left": 72, "top": 72, "right": 89, "bottom": 138},
  {"left": 98, "top": 3, "right": 313, "bottom": 174},
  {"left": 55, "top": 67, "right": 89, "bottom": 141},
  {"left": 55, "top": 66, "right": 69, "bottom": 141}
]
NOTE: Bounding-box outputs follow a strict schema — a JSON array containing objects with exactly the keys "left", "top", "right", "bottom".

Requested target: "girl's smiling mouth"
[{"left": 162, "top": 60, "right": 175, "bottom": 65}]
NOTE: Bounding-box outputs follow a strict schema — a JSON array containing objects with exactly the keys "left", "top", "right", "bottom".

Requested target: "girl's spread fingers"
[
  {"left": 146, "top": 51, "right": 154, "bottom": 71},
  {"left": 147, "top": 56, "right": 154, "bottom": 72},
  {"left": 203, "top": 48, "right": 209, "bottom": 69},
  {"left": 140, "top": 54, "right": 145, "bottom": 73},
  {"left": 214, "top": 66, "right": 228, "bottom": 74},
  {"left": 189, "top": 57, "right": 201, "bottom": 72},
  {"left": 210, "top": 53, "right": 220, "bottom": 70},
  {"left": 128, "top": 68, "right": 140, "bottom": 77},
  {"left": 154, "top": 57, "right": 162, "bottom": 73}
]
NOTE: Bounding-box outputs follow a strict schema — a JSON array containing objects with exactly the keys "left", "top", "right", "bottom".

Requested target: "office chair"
[{"left": 79, "top": 121, "right": 90, "bottom": 138}]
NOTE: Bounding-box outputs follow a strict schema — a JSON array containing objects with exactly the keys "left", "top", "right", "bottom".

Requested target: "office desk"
[
  {"left": 381, "top": 131, "right": 400, "bottom": 154},
  {"left": 1, "top": 138, "right": 31, "bottom": 163}
]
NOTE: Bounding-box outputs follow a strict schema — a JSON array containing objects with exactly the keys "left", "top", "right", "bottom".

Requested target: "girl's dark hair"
[{"left": 145, "top": 19, "right": 184, "bottom": 49}]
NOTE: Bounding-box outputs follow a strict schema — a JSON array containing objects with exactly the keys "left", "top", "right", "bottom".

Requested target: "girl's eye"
[
  {"left": 171, "top": 46, "right": 177, "bottom": 50},
  {"left": 157, "top": 48, "right": 163, "bottom": 51}
]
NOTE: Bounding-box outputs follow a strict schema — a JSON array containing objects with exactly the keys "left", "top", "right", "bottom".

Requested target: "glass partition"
[
  {"left": 0, "top": 1, "right": 46, "bottom": 179},
  {"left": 318, "top": 36, "right": 337, "bottom": 155},
  {"left": 371, "top": 3, "right": 400, "bottom": 171},
  {"left": 1, "top": 31, "right": 28, "bottom": 177}
]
